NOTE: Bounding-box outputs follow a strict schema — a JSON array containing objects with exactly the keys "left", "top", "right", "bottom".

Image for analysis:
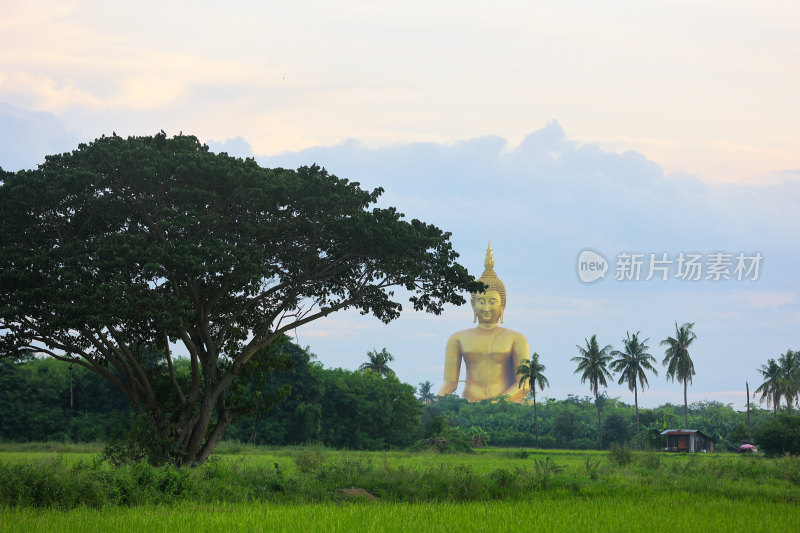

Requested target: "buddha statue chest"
[{"left": 457, "top": 328, "right": 517, "bottom": 361}]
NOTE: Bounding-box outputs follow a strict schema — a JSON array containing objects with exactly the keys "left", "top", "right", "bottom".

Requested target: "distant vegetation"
[
  {"left": 0, "top": 345, "right": 777, "bottom": 453},
  {"left": 422, "top": 394, "right": 767, "bottom": 452},
  {"left": 0, "top": 345, "right": 421, "bottom": 454}
]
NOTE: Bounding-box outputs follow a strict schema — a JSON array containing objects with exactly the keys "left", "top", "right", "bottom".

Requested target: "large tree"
[
  {"left": 610, "top": 331, "right": 658, "bottom": 431},
  {"left": 516, "top": 352, "right": 549, "bottom": 448},
  {"left": 572, "top": 335, "right": 613, "bottom": 449},
  {"left": 0, "top": 133, "right": 480, "bottom": 465},
  {"left": 661, "top": 322, "right": 697, "bottom": 429}
]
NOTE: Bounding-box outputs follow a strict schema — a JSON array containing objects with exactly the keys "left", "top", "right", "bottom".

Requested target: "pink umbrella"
[{"left": 739, "top": 443, "right": 756, "bottom": 451}]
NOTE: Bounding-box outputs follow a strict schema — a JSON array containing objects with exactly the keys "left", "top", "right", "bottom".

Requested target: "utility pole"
[{"left": 746, "top": 381, "right": 750, "bottom": 435}]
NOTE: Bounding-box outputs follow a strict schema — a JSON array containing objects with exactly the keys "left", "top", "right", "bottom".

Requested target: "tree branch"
[{"left": 163, "top": 331, "right": 187, "bottom": 406}]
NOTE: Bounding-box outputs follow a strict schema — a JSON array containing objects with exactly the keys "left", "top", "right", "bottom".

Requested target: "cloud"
[
  {"left": 113, "top": 77, "right": 185, "bottom": 110},
  {"left": 296, "top": 315, "right": 373, "bottom": 340},
  {"left": 206, "top": 136, "right": 254, "bottom": 159},
  {"left": 0, "top": 71, "right": 105, "bottom": 112},
  {"left": 733, "top": 291, "right": 796, "bottom": 310},
  {"left": 0, "top": 103, "right": 81, "bottom": 171},
  {"left": 595, "top": 136, "right": 800, "bottom": 185},
  {"left": 256, "top": 120, "right": 798, "bottom": 260}
]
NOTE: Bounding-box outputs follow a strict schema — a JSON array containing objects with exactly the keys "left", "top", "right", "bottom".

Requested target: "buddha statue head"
[{"left": 471, "top": 242, "right": 507, "bottom": 324}]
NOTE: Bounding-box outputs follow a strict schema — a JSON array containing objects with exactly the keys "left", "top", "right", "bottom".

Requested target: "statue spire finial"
[
  {"left": 473, "top": 241, "right": 506, "bottom": 312},
  {"left": 484, "top": 241, "right": 494, "bottom": 270}
]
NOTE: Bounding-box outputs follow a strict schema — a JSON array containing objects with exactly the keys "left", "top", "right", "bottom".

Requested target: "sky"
[{"left": 2, "top": 1, "right": 799, "bottom": 410}]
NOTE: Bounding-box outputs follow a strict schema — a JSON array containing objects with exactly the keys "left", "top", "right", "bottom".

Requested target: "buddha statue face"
[
  {"left": 470, "top": 242, "right": 506, "bottom": 325},
  {"left": 473, "top": 289, "right": 503, "bottom": 325}
]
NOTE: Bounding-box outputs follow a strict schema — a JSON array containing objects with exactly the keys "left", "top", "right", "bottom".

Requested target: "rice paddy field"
[
  {"left": 3, "top": 496, "right": 799, "bottom": 533},
  {"left": 1, "top": 443, "right": 799, "bottom": 532}
]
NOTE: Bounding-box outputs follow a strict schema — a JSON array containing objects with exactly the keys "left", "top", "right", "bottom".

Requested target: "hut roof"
[{"left": 660, "top": 429, "right": 715, "bottom": 441}]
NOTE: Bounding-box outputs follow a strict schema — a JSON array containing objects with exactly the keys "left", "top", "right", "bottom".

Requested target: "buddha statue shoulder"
[{"left": 437, "top": 243, "right": 530, "bottom": 403}]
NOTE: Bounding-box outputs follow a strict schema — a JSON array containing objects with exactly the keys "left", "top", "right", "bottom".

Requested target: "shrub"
[
  {"left": 410, "top": 426, "right": 473, "bottom": 453},
  {"left": 293, "top": 444, "right": 328, "bottom": 473},
  {"left": 489, "top": 467, "right": 517, "bottom": 488},
  {"left": 753, "top": 415, "right": 800, "bottom": 457},
  {"left": 502, "top": 449, "right": 529, "bottom": 459},
  {"left": 102, "top": 414, "right": 181, "bottom": 466},
  {"left": 569, "top": 437, "right": 596, "bottom": 450},
  {"left": 469, "top": 427, "right": 490, "bottom": 447},
  {"left": 583, "top": 457, "right": 601, "bottom": 480},
  {"left": 536, "top": 435, "right": 557, "bottom": 449},
  {"left": 638, "top": 452, "right": 661, "bottom": 471},
  {"left": 608, "top": 444, "right": 633, "bottom": 467}
]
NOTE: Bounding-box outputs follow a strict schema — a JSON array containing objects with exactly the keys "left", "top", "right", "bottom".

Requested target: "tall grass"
[
  {"left": 0, "top": 441, "right": 104, "bottom": 453},
  {"left": 2, "top": 447, "right": 800, "bottom": 509}
]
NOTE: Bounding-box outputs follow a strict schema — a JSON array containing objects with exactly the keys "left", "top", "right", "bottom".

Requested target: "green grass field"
[
  {"left": 2, "top": 497, "right": 798, "bottom": 533},
  {"left": 1, "top": 444, "right": 799, "bottom": 531}
]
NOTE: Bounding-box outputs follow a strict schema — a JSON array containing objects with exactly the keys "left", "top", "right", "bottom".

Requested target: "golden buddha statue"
[{"left": 437, "top": 243, "right": 530, "bottom": 403}]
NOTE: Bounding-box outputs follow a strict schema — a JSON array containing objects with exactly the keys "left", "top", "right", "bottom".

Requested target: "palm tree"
[
  {"left": 418, "top": 381, "right": 435, "bottom": 405},
  {"left": 572, "top": 335, "right": 614, "bottom": 449},
  {"left": 661, "top": 322, "right": 697, "bottom": 429},
  {"left": 778, "top": 350, "right": 799, "bottom": 413},
  {"left": 610, "top": 331, "right": 658, "bottom": 431},
  {"left": 755, "top": 358, "right": 782, "bottom": 417},
  {"left": 516, "top": 352, "right": 549, "bottom": 448},
  {"left": 358, "top": 347, "right": 395, "bottom": 377}
]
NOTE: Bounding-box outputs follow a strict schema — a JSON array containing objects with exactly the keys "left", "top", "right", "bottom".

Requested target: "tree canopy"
[
  {"left": 0, "top": 132, "right": 481, "bottom": 465},
  {"left": 358, "top": 348, "right": 396, "bottom": 378},
  {"left": 755, "top": 358, "right": 783, "bottom": 416},
  {"left": 777, "top": 350, "right": 799, "bottom": 413}
]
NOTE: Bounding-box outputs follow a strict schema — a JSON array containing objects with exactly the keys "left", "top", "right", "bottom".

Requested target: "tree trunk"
[
  {"left": 634, "top": 386, "right": 640, "bottom": 432},
  {"left": 596, "top": 391, "right": 603, "bottom": 450},
  {"left": 683, "top": 380, "right": 688, "bottom": 429},
  {"left": 533, "top": 389, "right": 539, "bottom": 448}
]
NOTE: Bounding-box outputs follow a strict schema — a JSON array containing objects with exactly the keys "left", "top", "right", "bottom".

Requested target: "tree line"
[
  {"left": 0, "top": 345, "right": 421, "bottom": 450},
  {"left": 0, "top": 343, "right": 776, "bottom": 452},
  {"left": 420, "top": 394, "right": 769, "bottom": 451}
]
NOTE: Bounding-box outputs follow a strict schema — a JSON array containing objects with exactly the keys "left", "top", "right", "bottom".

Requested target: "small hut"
[{"left": 660, "top": 429, "right": 715, "bottom": 453}]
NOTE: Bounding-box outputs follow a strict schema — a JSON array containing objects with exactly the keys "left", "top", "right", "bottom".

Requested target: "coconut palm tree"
[
  {"left": 778, "top": 350, "right": 799, "bottom": 413},
  {"left": 610, "top": 331, "right": 658, "bottom": 431},
  {"left": 661, "top": 322, "right": 697, "bottom": 429},
  {"left": 516, "top": 352, "right": 549, "bottom": 448},
  {"left": 418, "top": 381, "right": 435, "bottom": 405},
  {"left": 572, "top": 335, "right": 614, "bottom": 449},
  {"left": 755, "top": 358, "right": 782, "bottom": 417},
  {"left": 358, "top": 347, "right": 395, "bottom": 377}
]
